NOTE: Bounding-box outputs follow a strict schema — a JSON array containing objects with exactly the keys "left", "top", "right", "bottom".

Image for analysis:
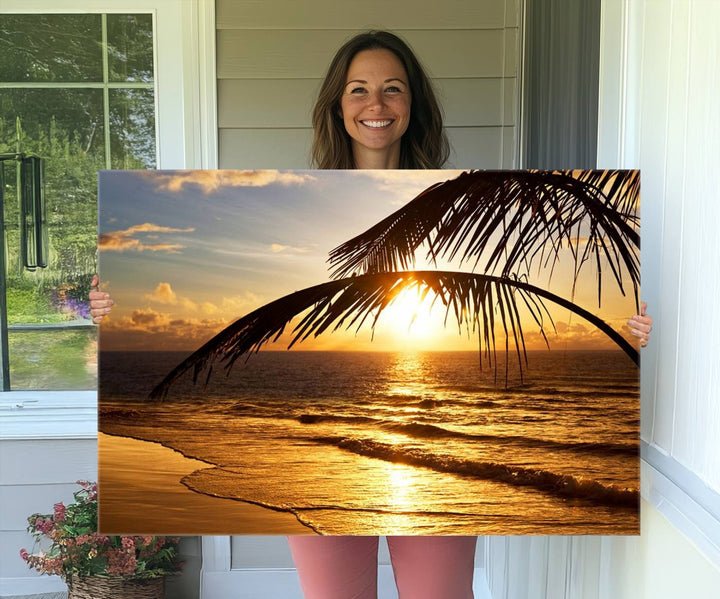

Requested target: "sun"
[{"left": 376, "top": 285, "right": 442, "bottom": 343}]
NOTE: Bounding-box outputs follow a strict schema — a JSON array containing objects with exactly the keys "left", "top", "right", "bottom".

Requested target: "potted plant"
[{"left": 20, "top": 480, "right": 182, "bottom": 598}]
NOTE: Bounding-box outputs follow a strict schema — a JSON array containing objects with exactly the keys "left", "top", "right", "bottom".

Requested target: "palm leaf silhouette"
[
  {"left": 149, "top": 270, "right": 637, "bottom": 400},
  {"left": 328, "top": 170, "right": 640, "bottom": 309}
]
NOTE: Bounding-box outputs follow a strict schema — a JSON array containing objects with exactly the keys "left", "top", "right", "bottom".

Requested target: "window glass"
[
  {"left": 8, "top": 330, "right": 97, "bottom": 389},
  {"left": 0, "top": 88, "right": 106, "bottom": 163},
  {"left": 109, "top": 88, "right": 156, "bottom": 169},
  {"left": 0, "top": 13, "right": 155, "bottom": 390},
  {"left": 107, "top": 14, "right": 154, "bottom": 83},
  {"left": 0, "top": 14, "right": 103, "bottom": 82}
]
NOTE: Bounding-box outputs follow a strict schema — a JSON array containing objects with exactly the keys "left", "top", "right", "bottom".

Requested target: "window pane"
[
  {"left": 2, "top": 90, "right": 102, "bottom": 390},
  {"left": 0, "top": 89, "right": 106, "bottom": 162},
  {"left": 107, "top": 14, "right": 154, "bottom": 83},
  {"left": 8, "top": 329, "right": 97, "bottom": 390},
  {"left": 110, "top": 89, "right": 156, "bottom": 169},
  {"left": 0, "top": 12, "right": 156, "bottom": 390},
  {"left": 0, "top": 14, "right": 103, "bottom": 82},
  {"left": 1, "top": 88, "right": 104, "bottom": 281}
]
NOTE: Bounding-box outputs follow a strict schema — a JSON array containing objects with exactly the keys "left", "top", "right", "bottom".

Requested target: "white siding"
[
  {"left": 485, "top": 0, "right": 720, "bottom": 597},
  {"left": 0, "top": 439, "right": 97, "bottom": 593},
  {"left": 216, "top": 0, "right": 521, "bottom": 170},
  {"left": 599, "top": 0, "right": 720, "bottom": 496},
  {"left": 485, "top": 500, "right": 720, "bottom": 599}
]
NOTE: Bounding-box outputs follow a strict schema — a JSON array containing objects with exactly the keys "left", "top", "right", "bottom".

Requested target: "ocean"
[{"left": 99, "top": 349, "right": 639, "bottom": 535}]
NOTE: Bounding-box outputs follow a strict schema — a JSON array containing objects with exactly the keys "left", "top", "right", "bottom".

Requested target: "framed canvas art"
[{"left": 97, "top": 169, "right": 641, "bottom": 535}]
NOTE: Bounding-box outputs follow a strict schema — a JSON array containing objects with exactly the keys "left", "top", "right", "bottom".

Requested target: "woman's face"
[{"left": 340, "top": 49, "right": 411, "bottom": 166}]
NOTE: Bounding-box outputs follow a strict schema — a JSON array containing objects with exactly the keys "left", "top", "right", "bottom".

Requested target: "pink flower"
[
  {"left": 75, "top": 480, "right": 98, "bottom": 500},
  {"left": 34, "top": 518, "right": 54, "bottom": 534},
  {"left": 121, "top": 537, "right": 135, "bottom": 550},
  {"left": 107, "top": 548, "right": 137, "bottom": 576},
  {"left": 92, "top": 533, "right": 110, "bottom": 545},
  {"left": 53, "top": 502, "right": 66, "bottom": 522},
  {"left": 42, "top": 556, "right": 64, "bottom": 576},
  {"left": 20, "top": 482, "right": 181, "bottom": 580}
]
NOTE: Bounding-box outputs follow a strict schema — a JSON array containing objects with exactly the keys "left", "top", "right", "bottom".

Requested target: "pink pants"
[{"left": 287, "top": 536, "right": 476, "bottom": 599}]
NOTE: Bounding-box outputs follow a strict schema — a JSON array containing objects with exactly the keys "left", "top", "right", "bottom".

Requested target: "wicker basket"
[{"left": 67, "top": 575, "right": 164, "bottom": 599}]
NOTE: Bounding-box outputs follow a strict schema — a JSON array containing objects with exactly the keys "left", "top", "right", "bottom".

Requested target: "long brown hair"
[{"left": 311, "top": 31, "right": 449, "bottom": 169}]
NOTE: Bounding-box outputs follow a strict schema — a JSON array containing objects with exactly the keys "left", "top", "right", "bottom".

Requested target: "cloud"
[
  {"left": 102, "top": 308, "right": 230, "bottom": 350},
  {"left": 519, "top": 316, "right": 635, "bottom": 350},
  {"left": 220, "top": 292, "right": 263, "bottom": 314},
  {"left": 142, "top": 282, "right": 261, "bottom": 319},
  {"left": 270, "top": 243, "right": 310, "bottom": 254},
  {"left": 143, "top": 282, "right": 196, "bottom": 311},
  {"left": 564, "top": 236, "right": 590, "bottom": 250},
  {"left": 350, "top": 170, "right": 466, "bottom": 205},
  {"left": 99, "top": 223, "right": 194, "bottom": 253},
  {"left": 128, "top": 308, "right": 172, "bottom": 329},
  {"left": 144, "top": 282, "right": 178, "bottom": 304},
  {"left": 199, "top": 301, "right": 220, "bottom": 315},
  {"left": 143, "top": 170, "right": 316, "bottom": 194}
]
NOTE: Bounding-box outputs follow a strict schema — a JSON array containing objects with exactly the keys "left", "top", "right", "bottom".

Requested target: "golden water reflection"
[{"left": 386, "top": 463, "right": 416, "bottom": 510}]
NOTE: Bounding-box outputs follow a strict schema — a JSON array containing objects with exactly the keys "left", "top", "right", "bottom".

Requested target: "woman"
[{"left": 90, "top": 31, "right": 653, "bottom": 598}]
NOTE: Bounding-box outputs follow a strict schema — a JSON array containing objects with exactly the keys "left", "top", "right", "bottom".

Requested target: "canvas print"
[{"left": 98, "top": 169, "right": 641, "bottom": 536}]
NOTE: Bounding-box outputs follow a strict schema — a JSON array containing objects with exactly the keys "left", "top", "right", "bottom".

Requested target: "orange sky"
[{"left": 98, "top": 169, "right": 640, "bottom": 354}]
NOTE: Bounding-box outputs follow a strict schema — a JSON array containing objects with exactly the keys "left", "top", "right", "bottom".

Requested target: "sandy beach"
[{"left": 98, "top": 432, "right": 312, "bottom": 535}]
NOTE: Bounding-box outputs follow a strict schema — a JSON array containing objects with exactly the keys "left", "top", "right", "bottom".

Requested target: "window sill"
[
  {"left": 641, "top": 441, "right": 720, "bottom": 567},
  {"left": 0, "top": 391, "right": 96, "bottom": 440}
]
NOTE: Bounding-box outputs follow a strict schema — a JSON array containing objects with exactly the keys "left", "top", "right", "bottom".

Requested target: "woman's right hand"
[{"left": 89, "top": 274, "right": 114, "bottom": 324}]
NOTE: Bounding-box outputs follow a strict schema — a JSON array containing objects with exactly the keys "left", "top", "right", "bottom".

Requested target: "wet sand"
[{"left": 98, "top": 432, "right": 312, "bottom": 535}]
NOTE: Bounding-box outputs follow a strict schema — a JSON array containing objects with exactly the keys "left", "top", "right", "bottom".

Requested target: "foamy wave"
[
  {"left": 299, "top": 414, "right": 637, "bottom": 457},
  {"left": 379, "top": 421, "right": 637, "bottom": 456},
  {"left": 313, "top": 437, "right": 639, "bottom": 507}
]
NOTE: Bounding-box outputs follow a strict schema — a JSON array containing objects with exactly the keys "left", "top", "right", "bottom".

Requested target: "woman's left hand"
[
  {"left": 89, "top": 274, "right": 114, "bottom": 324},
  {"left": 628, "top": 301, "right": 652, "bottom": 348}
]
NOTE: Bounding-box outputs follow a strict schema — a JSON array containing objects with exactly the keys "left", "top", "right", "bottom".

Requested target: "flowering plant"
[{"left": 20, "top": 481, "right": 182, "bottom": 584}]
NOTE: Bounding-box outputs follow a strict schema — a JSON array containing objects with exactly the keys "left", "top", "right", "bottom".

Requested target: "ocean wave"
[
  {"left": 313, "top": 437, "right": 638, "bottom": 508},
  {"left": 380, "top": 421, "right": 636, "bottom": 456},
  {"left": 297, "top": 413, "right": 377, "bottom": 425},
  {"left": 298, "top": 413, "right": 637, "bottom": 456}
]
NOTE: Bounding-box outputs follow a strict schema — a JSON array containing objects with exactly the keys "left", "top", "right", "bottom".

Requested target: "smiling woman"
[
  {"left": 311, "top": 30, "right": 449, "bottom": 170},
  {"left": 340, "top": 49, "right": 412, "bottom": 169}
]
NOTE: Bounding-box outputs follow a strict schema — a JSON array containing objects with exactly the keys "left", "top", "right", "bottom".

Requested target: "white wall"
[
  {"left": 0, "top": 436, "right": 96, "bottom": 597},
  {"left": 216, "top": 0, "right": 521, "bottom": 170},
  {"left": 485, "top": 0, "right": 720, "bottom": 596},
  {"left": 485, "top": 500, "right": 720, "bottom": 599},
  {"left": 600, "top": 500, "right": 720, "bottom": 599}
]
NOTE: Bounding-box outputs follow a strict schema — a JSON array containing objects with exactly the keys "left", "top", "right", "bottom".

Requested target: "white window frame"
[{"left": 0, "top": 0, "right": 217, "bottom": 440}]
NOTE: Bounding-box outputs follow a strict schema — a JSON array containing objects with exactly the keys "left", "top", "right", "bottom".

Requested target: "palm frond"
[
  {"left": 328, "top": 170, "right": 640, "bottom": 309},
  {"left": 149, "top": 270, "right": 638, "bottom": 401}
]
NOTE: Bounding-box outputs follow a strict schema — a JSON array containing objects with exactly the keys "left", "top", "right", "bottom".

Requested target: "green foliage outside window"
[{"left": 0, "top": 13, "right": 155, "bottom": 389}]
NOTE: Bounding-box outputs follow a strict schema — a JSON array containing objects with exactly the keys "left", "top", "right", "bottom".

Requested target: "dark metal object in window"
[
  {"left": 0, "top": 153, "right": 47, "bottom": 390},
  {"left": 0, "top": 153, "right": 48, "bottom": 270},
  {"left": 20, "top": 156, "right": 48, "bottom": 270}
]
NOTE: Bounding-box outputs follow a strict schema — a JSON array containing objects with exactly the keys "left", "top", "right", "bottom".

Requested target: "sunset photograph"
[{"left": 97, "top": 169, "right": 641, "bottom": 536}]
